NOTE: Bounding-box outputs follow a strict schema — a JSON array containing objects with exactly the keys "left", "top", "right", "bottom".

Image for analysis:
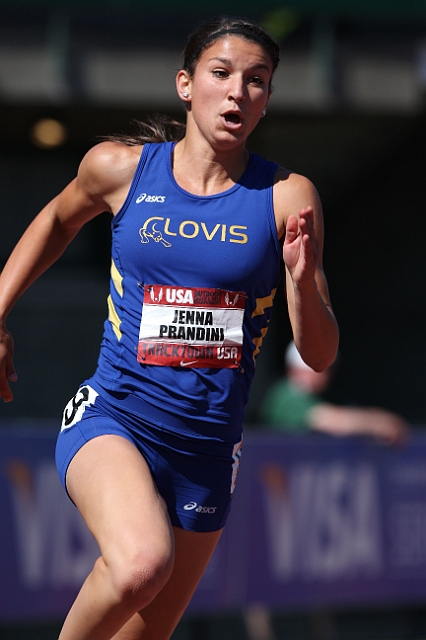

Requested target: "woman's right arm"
[{"left": 0, "top": 141, "right": 140, "bottom": 401}]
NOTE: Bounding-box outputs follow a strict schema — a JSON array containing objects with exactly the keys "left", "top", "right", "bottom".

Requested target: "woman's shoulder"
[
  {"left": 273, "top": 165, "right": 317, "bottom": 191},
  {"left": 272, "top": 166, "right": 322, "bottom": 235},
  {"left": 80, "top": 141, "right": 143, "bottom": 179},
  {"left": 273, "top": 166, "right": 321, "bottom": 208},
  {"left": 77, "top": 141, "right": 144, "bottom": 201}
]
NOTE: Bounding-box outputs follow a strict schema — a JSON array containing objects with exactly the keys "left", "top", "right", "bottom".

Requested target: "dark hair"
[
  {"left": 105, "top": 16, "right": 279, "bottom": 146},
  {"left": 102, "top": 114, "right": 186, "bottom": 146},
  {"left": 183, "top": 16, "right": 280, "bottom": 80}
]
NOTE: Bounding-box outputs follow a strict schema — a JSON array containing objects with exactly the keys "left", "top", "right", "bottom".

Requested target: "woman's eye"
[
  {"left": 249, "top": 76, "right": 264, "bottom": 85},
  {"left": 212, "top": 69, "right": 228, "bottom": 78}
]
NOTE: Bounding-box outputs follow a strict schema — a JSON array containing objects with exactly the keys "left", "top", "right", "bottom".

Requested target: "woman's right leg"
[
  {"left": 58, "top": 434, "right": 175, "bottom": 640},
  {"left": 109, "top": 526, "right": 222, "bottom": 640}
]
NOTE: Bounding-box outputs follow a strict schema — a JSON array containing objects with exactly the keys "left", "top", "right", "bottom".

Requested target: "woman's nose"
[{"left": 228, "top": 77, "right": 245, "bottom": 102}]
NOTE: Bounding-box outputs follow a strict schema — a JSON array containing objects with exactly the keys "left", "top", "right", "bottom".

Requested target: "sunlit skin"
[
  {"left": 174, "top": 36, "right": 272, "bottom": 193},
  {"left": 179, "top": 37, "right": 272, "bottom": 150}
]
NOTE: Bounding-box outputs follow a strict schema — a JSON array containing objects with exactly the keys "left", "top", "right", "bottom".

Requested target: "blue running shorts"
[{"left": 55, "top": 382, "right": 243, "bottom": 532}]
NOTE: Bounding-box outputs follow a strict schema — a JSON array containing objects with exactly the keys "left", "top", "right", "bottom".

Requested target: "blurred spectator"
[{"left": 257, "top": 341, "right": 409, "bottom": 446}]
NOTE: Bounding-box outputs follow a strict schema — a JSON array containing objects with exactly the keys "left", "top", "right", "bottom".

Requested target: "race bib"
[{"left": 137, "top": 285, "right": 246, "bottom": 368}]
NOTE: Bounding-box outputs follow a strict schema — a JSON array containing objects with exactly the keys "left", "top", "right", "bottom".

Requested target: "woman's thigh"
[{"left": 66, "top": 434, "right": 175, "bottom": 570}]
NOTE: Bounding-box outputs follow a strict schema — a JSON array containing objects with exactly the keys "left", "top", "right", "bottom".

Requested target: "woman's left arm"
[{"left": 274, "top": 170, "right": 339, "bottom": 371}]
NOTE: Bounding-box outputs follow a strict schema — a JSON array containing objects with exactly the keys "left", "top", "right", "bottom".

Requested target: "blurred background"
[{"left": 1, "top": 0, "right": 426, "bottom": 638}]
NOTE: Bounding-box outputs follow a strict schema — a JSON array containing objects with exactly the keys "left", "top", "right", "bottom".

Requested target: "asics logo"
[
  {"left": 183, "top": 502, "right": 197, "bottom": 511},
  {"left": 136, "top": 193, "right": 166, "bottom": 204},
  {"left": 183, "top": 501, "right": 217, "bottom": 514}
]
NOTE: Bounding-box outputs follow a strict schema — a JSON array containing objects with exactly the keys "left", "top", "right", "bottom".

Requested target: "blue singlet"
[{"left": 56, "top": 141, "right": 283, "bottom": 531}]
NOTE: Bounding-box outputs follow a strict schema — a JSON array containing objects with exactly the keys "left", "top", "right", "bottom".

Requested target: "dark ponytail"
[{"left": 103, "top": 114, "right": 186, "bottom": 146}]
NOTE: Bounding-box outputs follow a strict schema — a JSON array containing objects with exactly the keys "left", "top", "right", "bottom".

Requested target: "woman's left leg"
[{"left": 110, "top": 526, "right": 222, "bottom": 640}]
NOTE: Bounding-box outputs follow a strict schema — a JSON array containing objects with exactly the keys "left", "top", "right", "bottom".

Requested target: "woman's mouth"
[
  {"left": 225, "top": 113, "right": 241, "bottom": 124},
  {"left": 222, "top": 112, "right": 243, "bottom": 128}
]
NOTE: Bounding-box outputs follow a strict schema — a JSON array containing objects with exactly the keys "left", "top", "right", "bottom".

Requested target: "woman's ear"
[{"left": 176, "top": 70, "right": 192, "bottom": 102}]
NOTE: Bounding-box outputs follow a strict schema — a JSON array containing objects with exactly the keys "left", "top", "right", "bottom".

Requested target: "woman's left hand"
[{"left": 283, "top": 207, "right": 319, "bottom": 288}]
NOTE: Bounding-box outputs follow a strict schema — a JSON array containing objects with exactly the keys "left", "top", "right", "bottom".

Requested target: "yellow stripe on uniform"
[
  {"left": 111, "top": 259, "right": 123, "bottom": 297},
  {"left": 107, "top": 294, "right": 122, "bottom": 340},
  {"left": 251, "top": 288, "right": 276, "bottom": 318},
  {"left": 251, "top": 288, "right": 277, "bottom": 362}
]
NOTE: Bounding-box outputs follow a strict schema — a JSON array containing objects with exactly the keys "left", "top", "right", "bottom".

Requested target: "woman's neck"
[{"left": 172, "top": 137, "right": 249, "bottom": 196}]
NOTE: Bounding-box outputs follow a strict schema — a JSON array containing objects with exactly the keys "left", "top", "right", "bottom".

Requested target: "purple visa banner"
[
  {"left": 1, "top": 426, "right": 426, "bottom": 620},
  {"left": 191, "top": 431, "right": 426, "bottom": 612},
  {"left": 0, "top": 427, "right": 100, "bottom": 622}
]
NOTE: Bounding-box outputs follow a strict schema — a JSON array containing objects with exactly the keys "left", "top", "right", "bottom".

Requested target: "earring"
[
  {"left": 261, "top": 108, "right": 267, "bottom": 117},
  {"left": 183, "top": 92, "right": 189, "bottom": 98}
]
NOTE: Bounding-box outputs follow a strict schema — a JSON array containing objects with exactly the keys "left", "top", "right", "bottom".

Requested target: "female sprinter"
[{"left": 0, "top": 15, "right": 338, "bottom": 640}]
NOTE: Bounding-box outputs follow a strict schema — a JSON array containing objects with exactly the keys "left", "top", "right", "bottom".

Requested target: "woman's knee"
[{"left": 105, "top": 538, "right": 175, "bottom": 610}]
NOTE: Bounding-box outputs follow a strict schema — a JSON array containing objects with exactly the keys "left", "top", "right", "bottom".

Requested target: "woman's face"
[{"left": 181, "top": 35, "right": 273, "bottom": 150}]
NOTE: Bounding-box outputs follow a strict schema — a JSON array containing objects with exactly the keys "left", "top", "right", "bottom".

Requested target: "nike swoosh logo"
[{"left": 180, "top": 360, "right": 198, "bottom": 367}]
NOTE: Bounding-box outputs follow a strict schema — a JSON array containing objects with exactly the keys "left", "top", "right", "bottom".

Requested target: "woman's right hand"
[{"left": 0, "top": 322, "right": 17, "bottom": 402}]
